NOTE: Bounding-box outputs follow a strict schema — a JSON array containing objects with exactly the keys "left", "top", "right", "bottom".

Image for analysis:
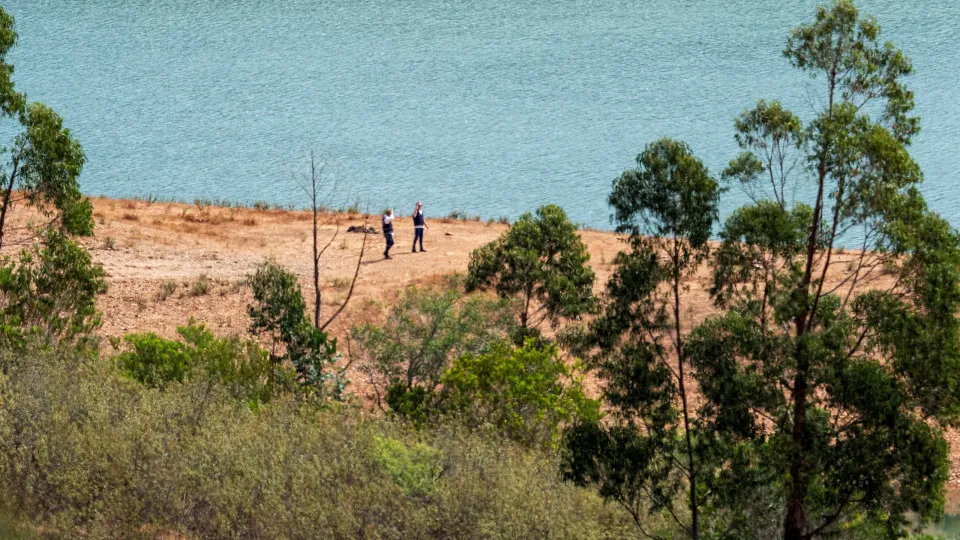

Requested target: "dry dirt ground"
[{"left": 5, "top": 196, "right": 960, "bottom": 505}]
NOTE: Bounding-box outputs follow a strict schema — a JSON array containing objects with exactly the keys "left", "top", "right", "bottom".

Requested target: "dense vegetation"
[{"left": 0, "top": 1, "right": 958, "bottom": 539}]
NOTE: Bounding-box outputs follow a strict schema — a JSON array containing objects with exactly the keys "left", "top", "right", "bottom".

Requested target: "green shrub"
[
  {"left": 351, "top": 281, "right": 514, "bottom": 419},
  {"left": 115, "top": 319, "right": 285, "bottom": 406},
  {"left": 115, "top": 332, "right": 192, "bottom": 388},
  {"left": 372, "top": 436, "right": 444, "bottom": 498},
  {"left": 0, "top": 230, "right": 106, "bottom": 349},
  {"left": 442, "top": 340, "right": 601, "bottom": 448},
  {"left": 385, "top": 382, "right": 436, "bottom": 426},
  {"left": 248, "top": 259, "right": 342, "bottom": 399},
  {"left": 0, "top": 344, "right": 635, "bottom": 538}
]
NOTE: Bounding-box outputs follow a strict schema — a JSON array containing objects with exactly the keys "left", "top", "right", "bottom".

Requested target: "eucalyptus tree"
[
  {"left": 0, "top": 8, "right": 102, "bottom": 350},
  {"left": 697, "top": 1, "right": 960, "bottom": 537},
  {"left": 567, "top": 2, "right": 960, "bottom": 538},
  {"left": 563, "top": 138, "right": 721, "bottom": 539},
  {"left": 466, "top": 204, "right": 595, "bottom": 339},
  {"left": 0, "top": 8, "right": 92, "bottom": 250}
]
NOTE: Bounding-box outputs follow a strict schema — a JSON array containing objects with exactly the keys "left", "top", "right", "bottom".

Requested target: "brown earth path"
[{"left": 5, "top": 196, "right": 959, "bottom": 506}]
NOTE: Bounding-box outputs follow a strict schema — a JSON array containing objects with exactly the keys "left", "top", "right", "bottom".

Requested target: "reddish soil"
[{"left": 4, "top": 196, "right": 959, "bottom": 497}]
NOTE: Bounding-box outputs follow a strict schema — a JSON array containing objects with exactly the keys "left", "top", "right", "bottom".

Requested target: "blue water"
[{"left": 3, "top": 1, "right": 959, "bottom": 230}]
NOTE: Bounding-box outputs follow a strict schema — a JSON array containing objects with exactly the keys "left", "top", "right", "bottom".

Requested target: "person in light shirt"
[
  {"left": 382, "top": 209, "right": 395, "bottom": 259},
  {"left": 412, "top": 200, "right": 428, "bottom": 253}
]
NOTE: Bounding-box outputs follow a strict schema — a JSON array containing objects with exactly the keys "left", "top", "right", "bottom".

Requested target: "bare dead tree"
[{"left": 301, "top": 151, "right": 367, "bottom": 331}]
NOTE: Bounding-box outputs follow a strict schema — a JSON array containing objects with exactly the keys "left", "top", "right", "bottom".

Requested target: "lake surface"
[{"left": 3, "top": 1, "right": 959, "bottom": 231}]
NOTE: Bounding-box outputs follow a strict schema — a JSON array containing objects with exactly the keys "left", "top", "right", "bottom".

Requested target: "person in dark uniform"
[
  {"left": 382, "top": 209, "right": 395, "bottom": 259},
  {"left": 412, "top": 200, "right": 427, "bottom": 252}
]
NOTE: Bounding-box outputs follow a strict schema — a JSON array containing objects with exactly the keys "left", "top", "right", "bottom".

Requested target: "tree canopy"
[
  {"left": 565, "top": 1, "right": 960, "bottom": 538},
  {"left": 0, "top": 9, "right": 93, "bottom": 250},
  {"left": 466, "top": 204, "right": 595, "bottom": 339},
  {"left": 0, "top": 8, "right": 102, "bottom": 351}
]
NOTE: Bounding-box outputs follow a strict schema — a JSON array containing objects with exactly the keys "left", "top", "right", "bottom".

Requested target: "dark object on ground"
[{"left": 347, "top": 225, "right": 377, "bottom": 234}]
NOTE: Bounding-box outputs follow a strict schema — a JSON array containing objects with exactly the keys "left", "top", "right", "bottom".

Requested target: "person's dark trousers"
[
  {"left": 384, "top": 233, "right": 394, "bottom": 258},
  {"left": 413, "top": 228, "right": 424, "bottom": 252}
]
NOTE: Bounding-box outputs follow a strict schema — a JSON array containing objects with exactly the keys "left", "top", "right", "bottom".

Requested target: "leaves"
[
  {"left": 442, "top": 340, "right": 600, "bottom": 448},
  {"left": 0, "top": 11, "right": 93, "bottom": 247},
  {"left": 610, "top": 137, "right": 720, "bottom": 250},
  {"left": 353, "top": 283, "right": 513, "bottom": 392},
  {"left": 466, "top": 204, "right": 595, "bottom": 331},
  {"left": 247, "top": 259, "right": 343, "bottom": 399},
  {"left": 0, "top": 229, "right": 105, "bottom": 349}
]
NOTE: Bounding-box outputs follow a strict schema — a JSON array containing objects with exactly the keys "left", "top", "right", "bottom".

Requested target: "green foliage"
[
  {"left": 16, "top": 103, "right": 92, "bottom": 236},
  {"left": 0, "top": 9, "right": 93, "bottom": 247},
  {"left": 115, "top": 319, "right": 284, "bottom": 407},
  {"left": 609, "top": 137, "right": 720, "bottom": 246},
  {"left": 372, "top": 436, "right": 444, "bottom": 498},
  {"left": 466, "top": 204, "right": 595, "bottom": 333},
  {"left": 0, "top": 230, "right": 105, "bottom": 349},
  {"left": 0, "top": 344, "right": 636, "bottom": 538},
  {"left": 443, "top": 340, "right": 600, "bottom": 448},
  {"left": 385, "top": 382, "right": 436, "bottom": 426},
  {"left": 248, "top": 259, "right": 343, "bottom": 399},
  {"left": 115, "top": 332, "right": 192, "bottom": 388},
  {"left": 566, "top": 138, "right": 722, "bottom": 539},
  {"left": 0, "top": 8, "right": 102, "bottom": 358},
  {"left": 352, "top": 280, "right": 514, "bottom": 400},
  {"left": 567, "top": 3, "right": 960, "bottom": 538},
  {"left": 0, "top": 9, "right": 25, "bottom": 120},
  {"left": 601, "top": 1, "right": 960, "bottom": 538},
  {"left": 0, "top": 511, "right": 35, "bottom": 540}
]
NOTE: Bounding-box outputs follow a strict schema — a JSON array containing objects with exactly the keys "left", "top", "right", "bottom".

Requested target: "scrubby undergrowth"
[{"left": 0, "top": 346, "right": 639, "bottom": 539}]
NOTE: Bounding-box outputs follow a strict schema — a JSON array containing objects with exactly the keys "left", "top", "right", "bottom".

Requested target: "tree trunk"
[
  {"left": 785, "top": 73, "right": 835, "bottom": 539},
  {"left": 0, "top": 154, "right": 21, "bottom": 251},
  {"left": 673, "top": 267, "right": 699, "bottom": 540},
  {"left": 785, "top": 354, "right": 809, "bottom": 540},
  {"left": 311, "top": 152, "right": 321, "bottom": 328}
]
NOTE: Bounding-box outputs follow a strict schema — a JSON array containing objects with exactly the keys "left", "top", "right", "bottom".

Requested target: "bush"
[
  {"left": 385, "top": 382, "right": 436, "bottom": 426},
  {"left": 115, "top": 331, "right": 192, "bottom": 388},
  {"left": 0, "top": 344, "right": 635, "bottom": 538},
  {"left": 115, "top": 319, "right": 284, "bottom": 406},
  {"left": 442, "top": 340, "right": 601, "bottom": 448},
  {"left": 248, "top": 259, "right": 342, "bottom": 399},
  {"left": 372, "top": 436, "right": 444, "bottom": 498},
  {"left": 189, "top": 274, "right": 210, "bottom": 296},
  {"left": 352, "top": 281, "right": 514, "bottom": 417},
  {"left": 156, "top": 280, "right": 177, "bottom": 301},
  {"left": 0, "top": 230, "right": 106, "bottom": 349}
]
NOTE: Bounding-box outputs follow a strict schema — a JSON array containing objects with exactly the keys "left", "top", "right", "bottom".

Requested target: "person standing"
[
  {"left": 382, "top": 209, "right": 395, "bottom": 259},
  {"left": 412, "top": 200, "right": 427, "bottom": 253}
]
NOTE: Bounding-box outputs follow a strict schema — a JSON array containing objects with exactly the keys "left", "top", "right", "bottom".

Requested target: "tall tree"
[
  {"left": 695, "top": 1, "right": 960, "bottom": 537},
  {"left": 563, "top": 139, "right": 721, "bottom": 539},
  {"left": 567, "top": 3, "right": 960, "bottom": 537},
  {"left": 466, "top": 204, "right": 595, "bottom": 340},
  {"left": 0, "top": 9, "right": 92, "bottom": 250},
  {"left": 0, "top": 8, "right": 102, "bottom": 352}
]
